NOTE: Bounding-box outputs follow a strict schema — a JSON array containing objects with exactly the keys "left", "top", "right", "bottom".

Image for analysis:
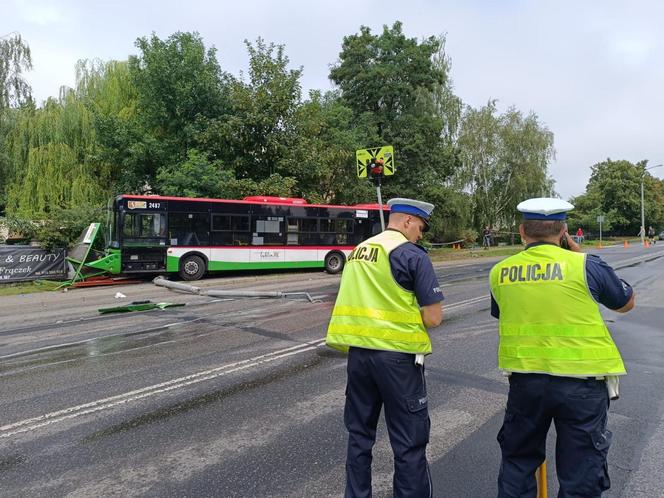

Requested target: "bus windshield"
[{"left": 122, "top": 211, "right": 167, "bottom": 244}]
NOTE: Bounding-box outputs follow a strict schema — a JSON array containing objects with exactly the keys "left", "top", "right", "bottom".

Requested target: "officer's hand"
[{"left": 563, "top": 232, "right": 582, "bottom": 252}]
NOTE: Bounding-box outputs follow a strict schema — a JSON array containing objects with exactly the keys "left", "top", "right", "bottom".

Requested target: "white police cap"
[
  {"left": 517, "top": 197, "right": 574, "bottom": 220},
  {"left": 387, "top": 198, "right": 434, "bottom": 231}
]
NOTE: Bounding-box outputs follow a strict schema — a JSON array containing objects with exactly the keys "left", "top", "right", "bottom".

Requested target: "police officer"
[
  {"left": 489, "top": 198, "right": 636, "bottom": 498},
  {"left": 327, "top": 198, "right": 444, "bottom": 498}
]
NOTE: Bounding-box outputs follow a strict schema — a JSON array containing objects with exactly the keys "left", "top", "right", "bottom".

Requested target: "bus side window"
[
  {"left": 169, "top": 212, "right": 209, "bottom": 246},
  {"left": 211, "top": 214, "right": 250, "bottom": 246},
  {"left": 297, "top": 218, "right": 319, "bottom": 246}
]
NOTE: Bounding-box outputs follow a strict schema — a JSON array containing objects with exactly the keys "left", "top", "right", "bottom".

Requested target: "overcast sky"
[{"left": 4, "top": 0, "right": 664, "bottom": 200}]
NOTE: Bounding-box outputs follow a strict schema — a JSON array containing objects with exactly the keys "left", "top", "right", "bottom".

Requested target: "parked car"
[{"left": 659, "top": 231, "right": 664, "bottom": 241}]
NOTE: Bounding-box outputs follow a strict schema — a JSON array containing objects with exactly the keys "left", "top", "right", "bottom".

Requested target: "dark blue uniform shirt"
[
  {"left": 387, "top": 230, "right": 444, "bottom": 307},
  {"left": 491, "top": 242, "right": 633, "bottom": 318}
]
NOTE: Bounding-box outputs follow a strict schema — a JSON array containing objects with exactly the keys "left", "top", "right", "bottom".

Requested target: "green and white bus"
[{"left": 88, "top": 194, "right": 387, "bottom": 280}]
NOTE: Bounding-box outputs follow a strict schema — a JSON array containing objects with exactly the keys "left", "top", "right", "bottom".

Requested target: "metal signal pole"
[{"left": 375, "top": 177, "right": 385, "bottom": 231}]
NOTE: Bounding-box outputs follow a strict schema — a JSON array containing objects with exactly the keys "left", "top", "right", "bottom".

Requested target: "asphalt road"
[{"left": 1, "top": 243, "right": 663, "bottom": 497}]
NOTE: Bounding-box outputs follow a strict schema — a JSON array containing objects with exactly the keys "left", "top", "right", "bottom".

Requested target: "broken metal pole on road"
[
  {"left": 153, "top": 278, "right": 202, "bottom": 294},
  {"left": 153, "top": 277, "right": 318, "bottom": 303}
]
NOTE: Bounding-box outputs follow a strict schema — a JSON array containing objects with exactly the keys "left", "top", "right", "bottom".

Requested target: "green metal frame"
[{"left": 48, "top": 223, "right": 108, "bottom": 289}]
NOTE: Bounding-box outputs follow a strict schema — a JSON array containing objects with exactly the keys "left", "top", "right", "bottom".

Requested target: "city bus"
[{"left": 88, "top": 194, "right": 388, "bottom": 280}]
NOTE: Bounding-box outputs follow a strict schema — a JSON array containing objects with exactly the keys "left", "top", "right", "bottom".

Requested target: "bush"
[
  {"left": 0, "top": 216, "right": 38, "bottom": 243},
  {"left": 460, "top": 228, "right": 478, "bottom": 246},
  {"left": 35, "top": 204, "right": 105, "bottom": 250}
]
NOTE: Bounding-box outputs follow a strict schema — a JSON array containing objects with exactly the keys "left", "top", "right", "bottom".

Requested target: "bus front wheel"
[
  {"left": 179, "top": 254, "right": 206, "bottom": 281},
  {"left": 324, "top": 252, "right": 345, "bottom": 274}
]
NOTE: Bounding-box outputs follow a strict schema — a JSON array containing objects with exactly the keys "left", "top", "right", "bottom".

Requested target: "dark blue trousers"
[
  {"left": 344, "top": 347, "right": 431, "bottom": 498},
  {"left": 497, "top": 373, "right": 612, "bottom": 498}
]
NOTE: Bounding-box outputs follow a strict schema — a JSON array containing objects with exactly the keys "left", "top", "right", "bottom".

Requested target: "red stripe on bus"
[{"left": 120, "top": 194, "right": 388, "bottom": 211}]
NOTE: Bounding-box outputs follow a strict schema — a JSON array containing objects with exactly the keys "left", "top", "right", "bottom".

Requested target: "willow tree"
[
  {"left": 0, "top": 33, "right": 32, "bottom": 110},
  {"left": 457, "top": 100, "right": 555, "bottom": 231},
  {"left": 76, "top": 59, "right": 142, "bottom": 193},
  {"left": 0, "top": 33, "right": 33, "bottom": 212},
  {"left": 3, "top": 59, "right": 138, "bottom": 216},
  {"left": 5, "top": 92, "right": 103, "bottom": 216}
]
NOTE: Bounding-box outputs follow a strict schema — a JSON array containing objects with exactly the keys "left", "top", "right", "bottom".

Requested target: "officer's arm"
[
  {"left": 421, "top": 302, "right": 442, "bottom": 328},
  {"left": 615, "top": 291, "right": 635, "bottom": 313},
  {"left": 586, "top": 256, "right": 635, "bottom": 313}
]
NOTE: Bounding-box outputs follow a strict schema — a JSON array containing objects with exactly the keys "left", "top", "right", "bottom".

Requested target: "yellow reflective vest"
[
  {"left": 489, "top": 244, "right": 626, "bottom": 377},
  {"left": 326, "top": 230, "right": 432, "bottom": 354}
]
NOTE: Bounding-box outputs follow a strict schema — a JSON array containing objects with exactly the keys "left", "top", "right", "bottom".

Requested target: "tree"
[
  {"left": 192, "top": 37, "right": 309, "bottom": 200},
  {"left": 75, "top": 59, "right": 142, "bottom": 194},
  {"left": 329, "top": 23, "right": 464, "bottom": 232},
  {"left": 128, "top": 32, "right": 229, "bottom": 188},
  {"left": 330, "top": 22, "right": 443, "bottom": 131},
  {"left": 4, "top": 92, "right": 105, "bottom": 216},
  {"left": 457, "top": 101, "right": 555, "bottom": 231},
  {"left": 217, "top": 38, "right": 302, "bottom": 180},
  {"left": 414, "top": 35, "right": 462, "bottom": 145},
  {"left": 0, "top": 33, "right": 33, "bottom": 213},
  {"left": 0, "top": 33, "right": 32, "bottom": 110},
  {"left": 34, "top": 203, "right": 103, "bottom": 249},
  {"left": 568, "top": 159, "right": 664, "bottom": 235},
  {"left": 2, "top": 59, "right": 143, "bottom": 216},
  {"left": 155, "top": 149, "right": 224, "bottom": 198},
  {"left": 285, "top": 90, "right": 372, "bottom": 204}
]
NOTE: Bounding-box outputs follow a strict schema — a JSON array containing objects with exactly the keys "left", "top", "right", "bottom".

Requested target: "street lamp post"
[{"left": 641, "top": 164, "right": 663, "bottom": 245}]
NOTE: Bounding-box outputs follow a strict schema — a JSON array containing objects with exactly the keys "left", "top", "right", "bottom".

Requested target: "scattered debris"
[
  {"left": 72, "top": 276, "right": 143, "bottom": 288},
  {"left": 114, "top": 292, "right": 126, "bottom": 299},
  {"left": 98, "top": 300, "right": 185, "bottom": 314}
]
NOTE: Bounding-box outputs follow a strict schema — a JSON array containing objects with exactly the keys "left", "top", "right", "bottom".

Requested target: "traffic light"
[
  {"left": 356, "top": 145, "right": 394, "bottom": 178},
  {"left": 367, "top": 158, "right": 384, "bottom": 179}
]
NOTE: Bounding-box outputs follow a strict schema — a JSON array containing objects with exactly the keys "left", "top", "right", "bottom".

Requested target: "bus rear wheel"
[
  {"left": 324, "top": 252, "right": 345, "bottom": 274},
  {"left": 179, "top": 255, "right": 206, "bottom": 281}
]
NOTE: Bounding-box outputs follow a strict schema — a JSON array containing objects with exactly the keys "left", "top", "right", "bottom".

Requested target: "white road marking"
[
  {"left": 443, "top": 326, "right": 496, "bottom": 340},
  {"left": 0, "top": 339, "right": 325, "bottom": 439},
  {"left": 2, "top": 291, "right": 491, "bottom": 439},
  {"left": 444, "top": 295, "right": 489, "bottom": 310}
]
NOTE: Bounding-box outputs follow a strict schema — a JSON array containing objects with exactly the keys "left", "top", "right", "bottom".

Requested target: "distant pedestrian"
[
  {"left": 576, "top": 227, "right": 584, "bottom": 243},
  {"left": 648, "top": 226, "right": 656, "bottom": 245},
  {"left": 483, "top": 226, "right": 492, "bottom": 250}
]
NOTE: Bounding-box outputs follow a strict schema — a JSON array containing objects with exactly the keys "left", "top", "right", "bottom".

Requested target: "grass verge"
[
  {"left": 429, "top": 245, "right": 523, "bottom": 262},
  {"left": 0, "top": 281, "right": 61, "bottom": 296}
]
